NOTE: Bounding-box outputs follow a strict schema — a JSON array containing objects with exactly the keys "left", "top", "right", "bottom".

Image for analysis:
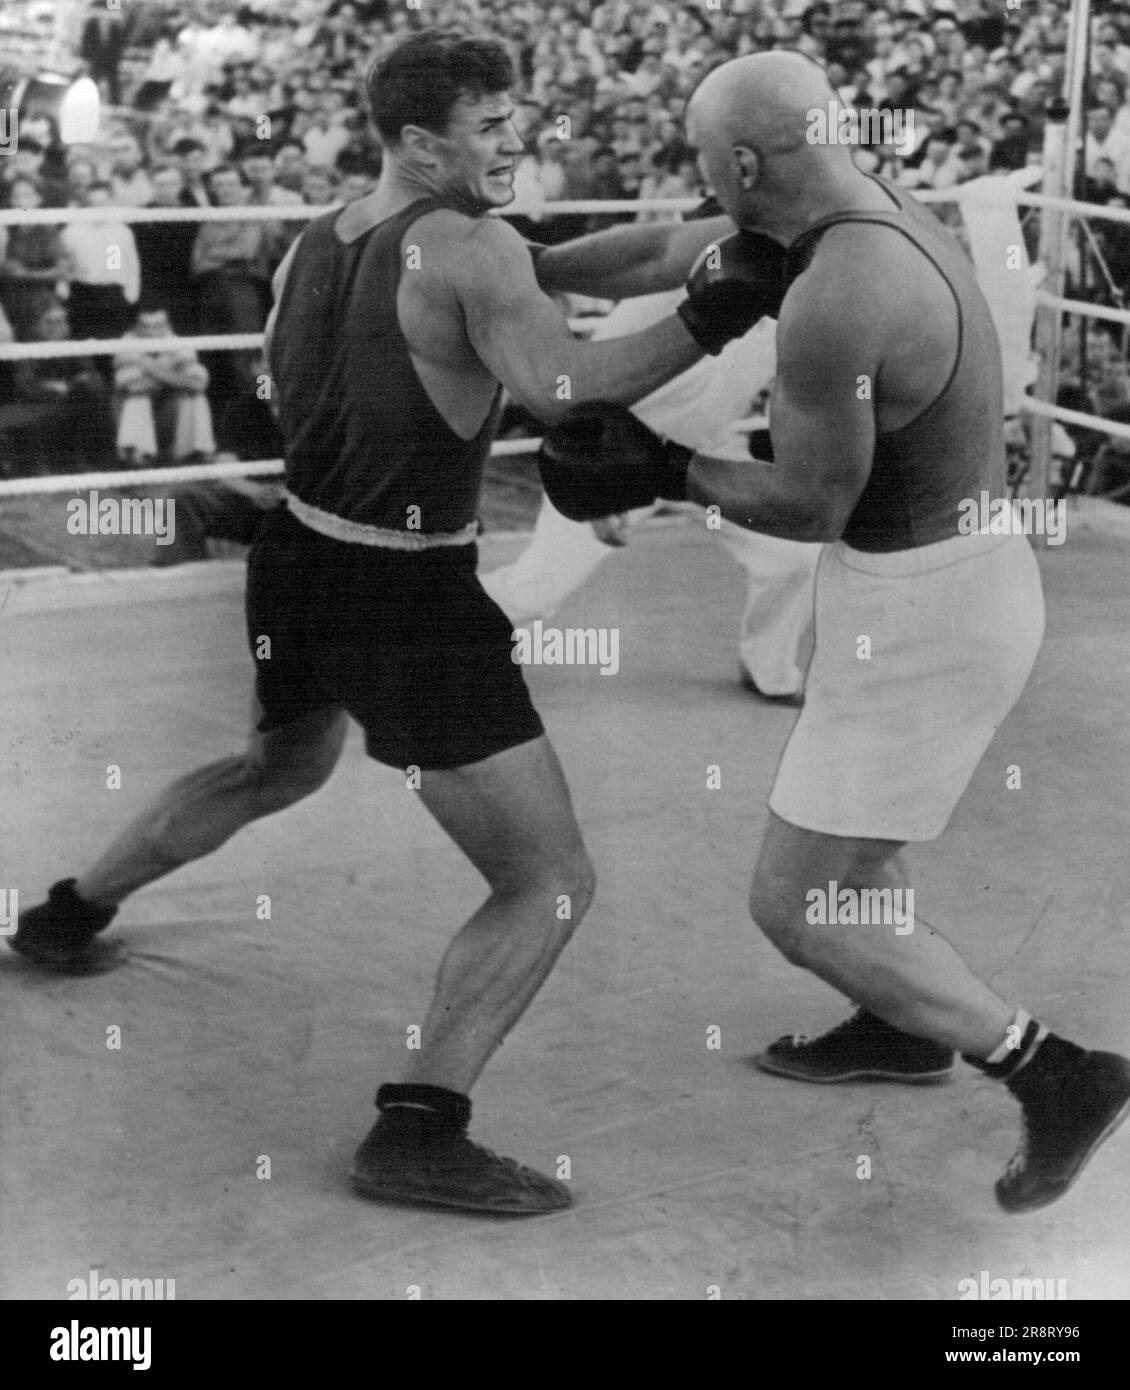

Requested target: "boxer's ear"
[
  {"left": 732, "top": 144, "right": 760, "bottom": 191},
  {"left": 400, "top": 123, "right": 444, "bottom": 168}
]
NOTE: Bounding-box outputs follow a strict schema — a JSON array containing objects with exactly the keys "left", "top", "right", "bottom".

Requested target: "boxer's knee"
[
  {"left": 498, "top": 845, "right": 596, "bottom": 926},
  {"left": 558, "top": 847, "right": 597, "bottom": 924},
  {"left": 749, "top": 872, "right": 817, "bottom": 966}
]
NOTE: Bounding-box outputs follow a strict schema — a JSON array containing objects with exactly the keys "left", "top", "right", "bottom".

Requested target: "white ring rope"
[
  {"left": 1, "top": 191, "right": 1128, "bottom": 499},
  {"left": 1034, "top": 293, "right": 1130, "bottom": 328},
  {"left": 0, "top": 197, "right": 704, "bottom": 227},
  {"left": 0, "top": 437, "right": 542, "bottom": 497},
  {"left": 1020, "top": 397, "right": 1130, "bottom": 440},
  {"left": 0, "top": 333, "right": 266, "bottom": 360},
  {"left": 0, "top": 323, "right": 594, "bottom": 360}
]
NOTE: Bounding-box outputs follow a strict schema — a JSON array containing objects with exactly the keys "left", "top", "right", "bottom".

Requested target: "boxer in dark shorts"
[
  {"left": 246, "top": 510, "right": 543, "bottom": 770},
  {"left": 12, "top": 30, "right": 776, "bottom": 1213}
]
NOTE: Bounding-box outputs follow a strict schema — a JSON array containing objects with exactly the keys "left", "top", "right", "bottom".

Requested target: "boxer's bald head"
[{"left": 686, "top": 52, "right": 856, "bottom": 233}]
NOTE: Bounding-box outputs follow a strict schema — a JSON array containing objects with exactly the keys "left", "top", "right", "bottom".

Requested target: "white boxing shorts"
[{"left": 768, "top": 530, "right": 1045, "bottom": 842}]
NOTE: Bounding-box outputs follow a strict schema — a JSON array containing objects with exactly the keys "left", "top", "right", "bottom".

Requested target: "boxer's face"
[{"left": 424, "top": 90, "right": 524, "bottom": 212}]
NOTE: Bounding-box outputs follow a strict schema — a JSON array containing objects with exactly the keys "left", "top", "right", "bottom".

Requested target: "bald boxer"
[
  {"left": 543, "top": 52, "right": 1130, "bottom": 1214},
  {"left": 9, "top": 32, "right": 786, "bottom": 1216}
]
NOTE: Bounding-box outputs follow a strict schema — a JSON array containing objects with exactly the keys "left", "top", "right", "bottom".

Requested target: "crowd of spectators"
[{"left": 3, "top": 0, "right": 1130, "bottom": 499}]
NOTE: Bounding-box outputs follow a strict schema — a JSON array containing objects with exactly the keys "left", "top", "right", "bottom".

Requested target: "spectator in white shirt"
[
  {"left": 239, "top": 146, "right": 304, "bottom": 267},
  {"left": 61, "top": 182, "right": 139, "bottom": 348},
  {"left": 1093, "top": 30, "right": 1130, "bottom": 81},
  {"left": 624, "top": 43, "right": 673, "bottom": 99},
  {"left": 224, "top": 69, "right": 268, "bottom": 121},
  {"left": 197, "top": 13, "right": 260, "bottom": 83},
  {"left": 113, "top": 306, "right": 214, "bottom": 466},
  {"left": 1009, "top": 47, "right": 1050, "bottom": 101},
  {"left": 899, "top": 131, "right": 963, "bottom": 189},
  {"left": 301, "top": 109, "right": 352, "bottom": 168},
  {"left": 1085, "top": 105, "right": 1130, "bottom": 192}
]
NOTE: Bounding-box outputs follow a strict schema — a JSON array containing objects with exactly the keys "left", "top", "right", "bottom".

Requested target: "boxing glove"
[
  {"left": 539, "top": 401, "right": 693, "bottom": 522},
  {"left": 677, "top": 229, "right": 789, "bottom": 355}
]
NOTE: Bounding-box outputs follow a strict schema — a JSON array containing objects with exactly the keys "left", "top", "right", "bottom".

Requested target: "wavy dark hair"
[{"left": 365, "top": 29, "right": 514, "bottom": 144}]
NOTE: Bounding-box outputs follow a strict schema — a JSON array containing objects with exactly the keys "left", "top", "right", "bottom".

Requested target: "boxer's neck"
[
  {"left": 336, "top": 163, "right": 488, "bottom": 242},
  {"left": 743, "top": 167, "right": 899, "bottom": 248}
]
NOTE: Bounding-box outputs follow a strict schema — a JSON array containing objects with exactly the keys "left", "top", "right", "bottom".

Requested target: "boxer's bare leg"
[
  {"left": 404, "top": 735, "right": 595, "bottom": 1095},
  {"left": 749, "top": 811, "right": 1013, "bottom": 1057},
  {"left": 74, "top": 698, "right": 348, "bottom": 907}
]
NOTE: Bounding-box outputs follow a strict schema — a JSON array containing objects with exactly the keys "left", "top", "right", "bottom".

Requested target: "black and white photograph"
[{"left": 1, "top": 0, "right": 1127, "bottom": 1329}]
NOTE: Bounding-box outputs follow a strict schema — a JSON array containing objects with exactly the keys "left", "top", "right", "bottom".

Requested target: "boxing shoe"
[
  {"left": 7, "top": 878, "right": 123, "bottom": 974},
  {"left": 350, "top": 1088, "right": 572, "bottom": 1216},
  {"left": 996, "top": 1038, "right": 1130, "bottom": 1214},
  {"left": 756, "top": 1008, "right": 955, "bottom": 1084}
]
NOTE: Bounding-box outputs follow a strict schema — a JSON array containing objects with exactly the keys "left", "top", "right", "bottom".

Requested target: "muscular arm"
[
  {"left": 686, "top": 251, "right": 876, "bottom": 542},
  {"left": 456, "top": 216, "right": 704, "bottom": 423},
  {"left": 534, "top": 214, "right": 734, "bottom": 298}
]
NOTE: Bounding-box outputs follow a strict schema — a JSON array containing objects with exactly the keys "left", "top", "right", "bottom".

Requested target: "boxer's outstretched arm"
[
  {"left": 534, "top": 215, "right": 734, "bottom": 298},
  {"left": 456, "top": 217, "right": 703, "bottom": 422},
  {"left": 686, "top": 253, "right": 875, "bottom": 541}
]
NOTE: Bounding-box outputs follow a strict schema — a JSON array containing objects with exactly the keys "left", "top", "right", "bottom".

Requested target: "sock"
[
  {"left": 963, "top": 1011, "right": 1050, "bottom": 1080},
  {"left": 372, "top": 1083, "right": 471, "bottom": 1145}
]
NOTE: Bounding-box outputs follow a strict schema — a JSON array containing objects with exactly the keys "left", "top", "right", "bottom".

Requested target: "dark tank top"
[
  {"left": 268, "top": 197, "right": 501, "bottom": 532},
  {"left": 785, "top": 178, "right": 1005, "bottom": 552}
]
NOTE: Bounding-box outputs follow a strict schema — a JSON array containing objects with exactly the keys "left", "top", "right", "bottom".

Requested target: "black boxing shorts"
[{"left": 246, "top": 505, "right": 544, "bottom": 770}]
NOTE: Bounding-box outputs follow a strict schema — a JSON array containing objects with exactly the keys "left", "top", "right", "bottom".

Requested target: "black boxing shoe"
[
  {"left": 756, "top": 1008, "right": 956, "bottom": 1084},
  {"left": 996, "top": 1040, "right": 1130, "bottom": 1214},
  {"left": 7, "top": 878, "right": 123, "bottom": 975},
  {"left": 350, "top": 1110, "right": 572, "bottom": 1216}
]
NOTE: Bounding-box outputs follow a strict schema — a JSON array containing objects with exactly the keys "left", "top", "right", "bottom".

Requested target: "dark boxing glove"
[
  {"left": 677, "top": 229, "right": 789, "bottom": 355},
  {"left": 538, "top": 401, "right": 694, "bottom": 523}
]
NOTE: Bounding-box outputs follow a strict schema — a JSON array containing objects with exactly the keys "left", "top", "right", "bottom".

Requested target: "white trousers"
[{"left": 479, "top": 496, "right": 821, "bottom": 697}]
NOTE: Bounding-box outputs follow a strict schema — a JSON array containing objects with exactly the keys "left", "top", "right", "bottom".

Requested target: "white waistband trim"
[{"left": 284, "top": 491, "right": 478, "bottom": 549}]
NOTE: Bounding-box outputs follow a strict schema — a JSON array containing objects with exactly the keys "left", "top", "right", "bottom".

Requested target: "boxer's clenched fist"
[
  {"left": 539, "top": 402, "right": 693, "bottom": 523},
  {"left": 677, "top": 229, "right": 789, "bottom": 355}
]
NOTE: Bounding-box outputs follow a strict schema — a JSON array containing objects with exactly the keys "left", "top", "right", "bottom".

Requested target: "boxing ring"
[{"left": 2, "top": 189, "right": 1130, "bottom": 1300}]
